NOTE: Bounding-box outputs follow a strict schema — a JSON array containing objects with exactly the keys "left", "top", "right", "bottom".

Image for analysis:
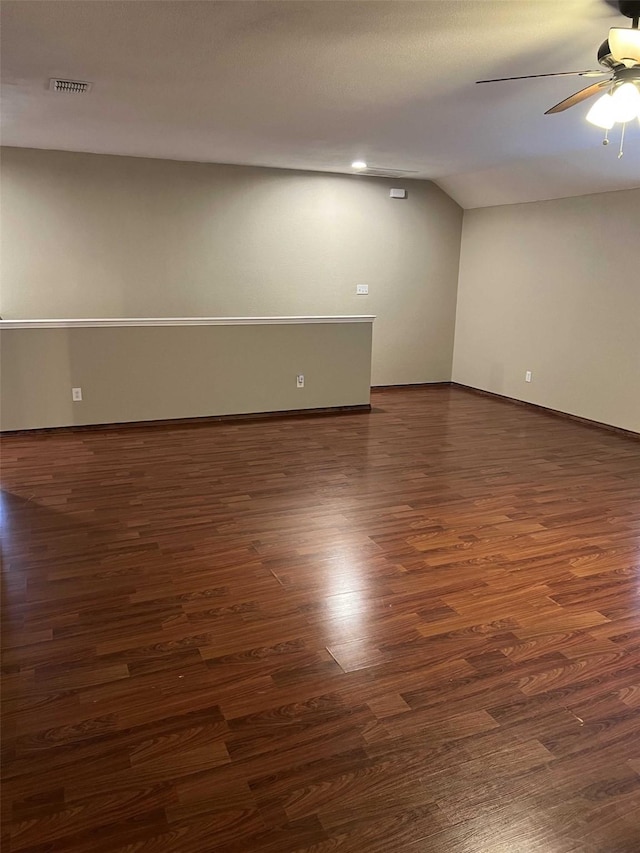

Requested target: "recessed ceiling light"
[{"left": 351, "top": 160, "right": 367, "bottom": 170}]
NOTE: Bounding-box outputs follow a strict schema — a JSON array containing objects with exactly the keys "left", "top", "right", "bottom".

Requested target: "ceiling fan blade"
[
  {"left": 544, "top": 79, "right": 612, "bottom": 114},
  {"left": 476, "top": 70, "right": 607, "bottom": 84}
]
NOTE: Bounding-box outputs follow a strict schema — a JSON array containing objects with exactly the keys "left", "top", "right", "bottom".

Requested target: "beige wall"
[
  {"left": 452, "top": 188, "right": 640, "bottom": 433},
  {"left": 4, "top": 147, "right": 637, "bottom": 433},
  {"left": 0, "top": 147, "right": 463, "bottom": 386},
  {"left": 0, "top": 321, "right": 372, "bottom": 431}
]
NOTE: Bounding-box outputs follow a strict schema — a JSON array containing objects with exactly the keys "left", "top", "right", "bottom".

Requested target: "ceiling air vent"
[
  {"left": 361, "top": 167, "right": 419, "bottom": 179},
  {"left": 49, "top": 78, "right": 92, "bottom": 94}
]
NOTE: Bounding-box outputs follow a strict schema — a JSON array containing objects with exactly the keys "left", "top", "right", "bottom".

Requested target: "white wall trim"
[{"left": 0, "top": 315, "right": 376, "bottom": 330}]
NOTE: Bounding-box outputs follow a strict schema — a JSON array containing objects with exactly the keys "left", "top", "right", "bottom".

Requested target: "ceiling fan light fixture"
[
  {"left": 608, "top": 27, "right": 640, "bottom": 67},
  {"left": 586, "top": 93, "right": 616, "bottom": 128},
  {"left": 610, "top": 81, "right": 640, "bottom": 121},
  {"left": 586, "top": 83, "right": 640, "bottom": 128}
]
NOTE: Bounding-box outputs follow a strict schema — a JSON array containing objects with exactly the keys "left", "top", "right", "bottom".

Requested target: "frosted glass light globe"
[
  {"left": 610, "top": 83, "right": 640, "bottom": 123},
  {"left": 586, "top": 93, "right": 616, "bottom": 129}
]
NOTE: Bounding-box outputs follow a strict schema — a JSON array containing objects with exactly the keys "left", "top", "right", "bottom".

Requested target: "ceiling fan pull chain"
[
  {"left": 618, "top": 122, "right": 626, "bottom": 158},
  {"left": 603, "top": 128, "right": 610, "bottom": 145}
]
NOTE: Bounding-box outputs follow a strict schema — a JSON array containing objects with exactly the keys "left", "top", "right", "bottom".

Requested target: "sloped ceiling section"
[{"left": 1, "top": 0, "right": 639, "bottom": 208}]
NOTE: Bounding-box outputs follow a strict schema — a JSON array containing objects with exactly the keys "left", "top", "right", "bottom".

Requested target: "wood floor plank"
[{"left": 2, "top": 386, "right": 639, "bottom": 851}]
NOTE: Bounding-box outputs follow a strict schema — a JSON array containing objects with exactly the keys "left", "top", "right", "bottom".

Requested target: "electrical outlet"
[
  {"left": 356, "top": 284, "right": 369, "bottom": 295},
  {"left": 71, "top": 387, "right": 83, "bottom": 401},
  {"left": 525, "top": 371, "right": 532, "bottom": 383},
  {"left": 296, "top": 374, "right": 304, "bottom": 388}
]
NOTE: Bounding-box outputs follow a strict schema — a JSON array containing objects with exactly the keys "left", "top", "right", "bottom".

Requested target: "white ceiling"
[{"left": 1, "top": 0, "right": 639, "bottom": 208}]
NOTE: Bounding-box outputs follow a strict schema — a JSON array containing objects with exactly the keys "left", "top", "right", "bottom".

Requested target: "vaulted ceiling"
[{"left": 2, "top": 0, "right": 639, "bottom": 207}]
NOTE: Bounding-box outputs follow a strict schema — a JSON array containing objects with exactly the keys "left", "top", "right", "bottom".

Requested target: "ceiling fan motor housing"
[
  {"left": 618, "top": 1, "right": 640, "bottom": 19},
  {"left": 598, "top": 39, "right": 618, "bottom": 68}
]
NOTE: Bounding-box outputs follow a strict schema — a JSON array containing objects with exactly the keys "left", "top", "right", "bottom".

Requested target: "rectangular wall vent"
[{"left": 49, "top": 78, "right": 92, "bottom": 94}]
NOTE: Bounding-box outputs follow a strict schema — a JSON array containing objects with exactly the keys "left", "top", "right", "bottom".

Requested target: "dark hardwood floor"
[{"left": 2, "top": 386, "right": 639, "bottom": 852}]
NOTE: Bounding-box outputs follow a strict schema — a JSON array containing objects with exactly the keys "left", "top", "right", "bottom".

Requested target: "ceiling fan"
[{"left": 476, "top": 0, "right": 640, "bottom": 138}]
